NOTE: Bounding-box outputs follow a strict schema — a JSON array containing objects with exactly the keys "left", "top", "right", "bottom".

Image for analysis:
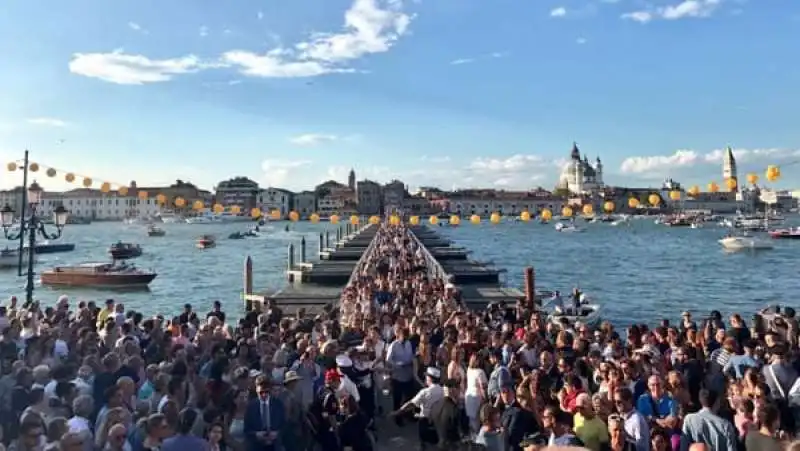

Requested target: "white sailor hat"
[
  {"left": 426, "top": 367, "right": 441, "bottom": 379},
  {"left": 335, "top": 355, "right": 353, "bottom": 367}
]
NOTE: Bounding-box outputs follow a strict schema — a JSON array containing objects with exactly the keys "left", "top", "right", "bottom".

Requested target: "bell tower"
[{"left": 723, "top": 147, "right": 738, "bottom": 191}]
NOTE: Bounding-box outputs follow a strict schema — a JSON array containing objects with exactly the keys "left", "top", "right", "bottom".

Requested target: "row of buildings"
[{"left": 0, "top": 144, "right": 795, "bottom": 220}]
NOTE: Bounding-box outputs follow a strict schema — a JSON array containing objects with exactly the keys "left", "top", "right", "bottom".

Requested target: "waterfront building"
[
  {"left": 258, "top": 187, "right": 293, "bottom": 216},
  {"left": 355, "top": 180, "right": 382, "bottom": 215},
  {"left": 404, "top": 195, "right": 435, "bottom": 215},
  {"left": 215, "top": 177, "right": 259, "bottom": 210},
  {"left": 292, "top": 191, "right": 317, "bottom": 217},
  {"left": 556, "top": 142, "right": 604, "bottom": 195},
  {"left": 129, "top": 180, "right": 212, "bottom": 217},
  {"left": 437, "top": 189, "right": 564, "bottom": 216},
  {"left": 383, "top": 180, "right": 407, "bottom": 214}
]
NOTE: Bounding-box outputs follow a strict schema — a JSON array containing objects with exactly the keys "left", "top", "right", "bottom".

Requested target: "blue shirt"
[
  {"left": 724, "top": 354, "right": 759, "bottom": 379},
  {"left": 636, "top": 393, "right": 678, "bottom": 419}
]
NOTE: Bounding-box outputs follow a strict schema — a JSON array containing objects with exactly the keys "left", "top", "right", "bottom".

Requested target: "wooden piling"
[
  {"left": 244, "top": 256, "right": 253, "bottom": 311},
  {"left": 524, "top": 266, "right": 536, "bottom": 307},
  {"left": 300, "top": 236, "right": 307, "bottom": 262}
]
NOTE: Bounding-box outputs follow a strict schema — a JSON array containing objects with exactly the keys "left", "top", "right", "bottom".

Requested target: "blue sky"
[{"left": 0, "top": 0, "right": 798, "bottom": 192}]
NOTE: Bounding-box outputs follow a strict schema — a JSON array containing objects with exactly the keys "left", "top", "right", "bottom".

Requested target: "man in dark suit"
[
  {"left": 498, "top": 384, "right": 537, "bottom": 451},
  {"left": 244, "top": 375, "right": 285, "bottom": 451}
]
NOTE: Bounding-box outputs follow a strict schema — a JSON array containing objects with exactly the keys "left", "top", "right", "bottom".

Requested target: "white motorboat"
[
  {"left": 157, "top": 213, "right": 185, "bottom": 224},
  {"left": 555, "top": 222, "right": 583, "bottom": 233},
  {"left": 186, "top": 211, "right": 220, "bottom": 224},
  {"left": 544, "top": 293, "right": 602, "bottom": 327},
  {"left": 719, "top": 235, "right": 774, "bottom": 251},
  {"left": 690, "top": 222, "right": 703, "bottom": 229},
  {"left": 0, "top": 248, "right": 33, "bottom": 268}
]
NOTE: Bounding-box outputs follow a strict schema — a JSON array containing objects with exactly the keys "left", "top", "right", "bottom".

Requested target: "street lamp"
[{"left": 0, "top": 178, "right": 69, "bottom": 305}]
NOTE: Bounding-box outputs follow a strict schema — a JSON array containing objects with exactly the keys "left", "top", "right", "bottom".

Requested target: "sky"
[{"left": 0, "top": 0, "right": 798, "bottom": 193}]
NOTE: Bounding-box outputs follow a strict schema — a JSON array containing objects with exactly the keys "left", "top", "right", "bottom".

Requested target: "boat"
[
  {"left": 147, "top": 226, "right": 166, "bottom": 237},
  {"left": 543, "top": 292, "right": 602, "bottom": 327},
  {"left": 197, "top": 235, "right": 216, "bottom": 249},
  {"left": 109, "top": 242, "right": 143, "bottom": 260},
  {"left": 229, "top": 232, "right": 245, "bottom": 240},
  {"left": 156, "top": 212, "right": 184, "bottom": 224},
  {"left": 719, "top": 234, "right": 774, "bottom": 251},
  {"left": 690, "top": 222, "right": 704, "bottom": 229},
  {"left": 41, "top": 261, "right": 157, "bottom": 287},
  {"left": 555, "top": 222, "right": 583, "bottom": 233},
  {"left": 23, "top": 241, "right": 75, "bottom": 254},
  {"left": 0, "top": 248, "right": 33, "bottom": 268},
  {"left": 769, "top": 228, "right": 800, "bottom": 239}
]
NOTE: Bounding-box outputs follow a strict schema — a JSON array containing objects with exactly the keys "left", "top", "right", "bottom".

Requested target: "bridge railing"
[
  {"left": 406, "top": 226, "right": 451, "bottom": 283},
  {"left": 344, "top": 224, "right": 381, "bottom": 288}
]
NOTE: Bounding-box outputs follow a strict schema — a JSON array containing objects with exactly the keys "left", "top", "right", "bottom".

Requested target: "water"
[
  {"left": 0, "top": 218, "right": 796, "bottom": 324},
  {"left": 436, "top": 217, "right": 800, "bottom": 324},
  {"left": 0, "top": 221, "right": 336, "bottom": 316}
]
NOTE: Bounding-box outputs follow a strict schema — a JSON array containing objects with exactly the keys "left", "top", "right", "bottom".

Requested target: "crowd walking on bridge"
[{"left": 2, "top": 223, "right": 800, "bottom": 450}]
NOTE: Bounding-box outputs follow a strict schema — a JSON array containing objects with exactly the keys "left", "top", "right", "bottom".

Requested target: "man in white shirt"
[
  {"left": 335, "top": 355, "right": 361, "bottom": 402},
  {"left": 391, "top": 367, "right": 444, "bottom": 449}
]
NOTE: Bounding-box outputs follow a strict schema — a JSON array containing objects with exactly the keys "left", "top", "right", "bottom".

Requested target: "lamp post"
[{"left": 1, "top": 156, "right": 69, "bottom": 305}]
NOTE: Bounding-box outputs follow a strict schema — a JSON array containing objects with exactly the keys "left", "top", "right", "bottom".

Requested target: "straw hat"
[{"left": 283, "top": 371, "right": 303, "bottom": 384}]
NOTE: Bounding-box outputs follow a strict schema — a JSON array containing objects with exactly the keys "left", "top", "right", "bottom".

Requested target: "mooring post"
[
  {"left": 346, "top": 223, "right": 352, "bottom": 235},
  {"left": 524, "top": 266, "right": 536, "bottom": 308},
  {"left": 287, "top": 243, "right": 295, "bottom": 270},
  {"left": 325, "top": 231, "right": 330, "bottom": 249},
  {"left": 336, "top": 227, "right": 342, "bottom": 243},
  {"left": 318, "top": 233, "right": 324, "bottom": 253},
  {"left": 300, "top": 236, "right": 307, "bottom": 262},
  {"left": 244, "top": 256, "right": 253, "bottom": 311}
]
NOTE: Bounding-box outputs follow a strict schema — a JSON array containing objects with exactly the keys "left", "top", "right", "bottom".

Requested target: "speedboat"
[
  {"left": 690, "top": 222, "right": 704, "bottom": 229},
  {"left": 555, "top": 222, "right": 583, "bottom": 233},
  {"left": 109, "top": 242, "right": 143, "bottom": 260},
  {"left": 197, "top": 235, "right": 216, "bottom": 249},
  {"left": 0, "top": 248, "right": 32, "bottom": 268},
  {"left": 719, "top": 234, "right": 774, "bottom": 251},
  {"left": 543, "top": 293, "right": 602, "bottom": 327},
  {"left": 147, "top": 226, "right": 166, "bottom": 237},
  {"left": 41, "top": 261, "right": 156, "bottom": 287},
  {"left": 769, "top": 228, "right": 800, "bottom": 240}
]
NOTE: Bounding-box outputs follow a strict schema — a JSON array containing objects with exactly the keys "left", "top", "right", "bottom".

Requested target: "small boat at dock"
[
  {"left": 197, "top": 235, "right": 216, "bottom": 249},
  {"left": 41, "top": 261, "right": 157, "bottom": 287},
  {"left": 109, "top": 242, "right": 143, "bottom": 259},
  {"left": 23, "top": 241, "right": 75, "bottom": 254},
  {"left": 769, "top": 228, "right": 800, "bottom": 240},
  {"left": 719, "top": 233, "right": 773, "bottom": 251},
  {"left": 543, "top": 291, "right": 602, "bottom": 327},
  {"left": 147, "top": 226, "right": 166, "bottom": 237},
  {"left": 555, "top": 222, "right": 583, "bottom": 233}
]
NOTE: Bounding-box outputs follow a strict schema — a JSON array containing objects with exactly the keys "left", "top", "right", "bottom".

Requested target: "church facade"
[{"left": 556, "top": 142, "right": 604, "bottom": 195}]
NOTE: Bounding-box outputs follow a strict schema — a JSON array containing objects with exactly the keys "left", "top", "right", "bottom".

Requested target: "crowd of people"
[{"left": 2, "top": 223, "right": 800, "bottom": 451}]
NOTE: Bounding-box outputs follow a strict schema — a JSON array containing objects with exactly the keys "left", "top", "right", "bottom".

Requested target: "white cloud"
[
  {"left": 468, "top": 154, "right": 546, "bottom": 172},
  {"left": 622, "top": 0, "right": 721, "bottom": 23},
  {"left": 199, "top": 26, "right": 209, "bottom": 37},
  {"left": 550, "top": 7, "right": 567, "bottom": 17},
  {"left": 289, "top": 134, "right": 339, "bottom": 146},
  {"left": 127, "top": 22, "right": 148, "bottom": 34},
  {"left": 620, "top": 147, "right": 800, "bottom": 175},
  {"left": 224, "top": 0, "right": 412, "bottom": 78},
  {"left": 576, "top": 37, "right": 588, "bottom": 44},
  {"left": 68, "top": 50, "right": 208, "bottom": 85},
  {"left": 257, "top": 11, "right": 264, "bottom": 20},
  {"left": 420, "top": 155, "right": 451, "bottom": 163},
  {"left": 325, "top": 165, "right": 392, "bottom": 183},
  {"left": 261, "top": 159, "right": 312, "bottom": 187},
  {"left": 27, "top": 117, "right": 68, "bottom": 127},
  {"left": 450, "top": 58, "right": 475, "bottom": 65}
]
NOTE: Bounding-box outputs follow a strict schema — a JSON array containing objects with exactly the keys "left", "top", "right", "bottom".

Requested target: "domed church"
[{"left": 556, "top": 142, "right": 604, "bottom": 195}]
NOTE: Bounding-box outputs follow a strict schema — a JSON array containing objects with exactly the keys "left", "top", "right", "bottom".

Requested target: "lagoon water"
[{"left": 0, "top": 218, "right": 796, "bottom": 324}]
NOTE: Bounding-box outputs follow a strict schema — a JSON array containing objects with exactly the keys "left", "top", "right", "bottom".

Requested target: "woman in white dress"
[{"left": 464, "top": 353, "right": 488, "bottom": 436}]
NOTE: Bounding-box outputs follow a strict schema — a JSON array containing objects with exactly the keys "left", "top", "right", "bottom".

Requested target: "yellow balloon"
[
  {"left": 688, "top": 185, "right": 700, "bottom": 197},
  {"left": 175, "top": 197, "right": 186, "bottom": 208},
  {"left": 118, "top": 186, "right": 129, "bottom": 196},
  {"left": 46, "top": 168, "right": 56, "bottom": 177},
  {"left": 287, "top": 211, "right": 298, "bottom": 221},
  {"left": 470, "top": 214, "right": 481, "bottom": 224},
  {"left": 230, "top": 205, "right": 242, "bottom": 214},
  {"left": 582, "top": 204, "right": 594, "bottom": 216},
  {"left": 193, "top": 200, "right": 205, "bottom": 210},
  {"left": 310, "top": 213, "right": 320, "bottom": 223},
  {"left": 726, "top": 177, "right": 738, "bottom": 191},
  {"left": 138, "top": 190, "right": 149, "bottom": 200},
  {"left": 603, "top": 201, "right": 615, "bottom": 213},
  {"left": 766, "top": 165, "right": 780, "bottom": 182},
  {"left": 100, "top": 182, "right": 111, "bottom": 193},
  {"left": 389, "top": 215, "right": 401, "bottom": 226},
  {"left": 330, "top": 214, "right": 340, "bottom": 224},
  {"left": 628, "top": 197, "right": 640, "bottom": 208},
  {"left": 648, "top": 194, "right": 661, "bottom": 206},
  {"left": 156, "top": 194, "right": 167, "bottom": 204},
  {"left": 429, "top": 215, "right": 439, "bottom": 225},
  {"left": 65, "top": 173, "right": 75, "bottom": 183},
  {"left": 270, "top": 210, "right": 281, "bottom": 220},
  {"left": 541, "top": 209, "right": 553, "bottom": 221},
  {"left": 669, "top": 190, "right": 681, "bottom": 201},
  {"left": 450, "top": 215, "right": 461, "bottom": 225},
  {"left": 409, "top": 216, "right": 420, "bottom": 225},
  {"left": 350, "top": 215, "right": 359, "bottom": 225},
  {"left": 490, "top": 213, "right": 501, "bottom": 224},
  {"left": 562, "top": 206, "right": 573, "bottom": 218},
  {"left": 747, "top": 173, "right": 758, "bottom": 185},
  {"left": 520, "top": 211, "right": 531, "bottom": 222},
  {"left": 28, "top": 163, "right": 39, "bottom": 172},
  {"left": 250, "top": 207, "right": 262, "bottom": 218},
  {"left": 7, "top": 162, "right": 17, "bottom": 172},
  {"left": 369, "top": 215, "right": 380, "bottom": 224},
  {"left": 82, "top": 177, "right": 92, "bottom": 188},
  {"left": 213, "top": 203, "right": 224, "bottom": 213},
  {"left": 708, "top": 182, "right": 719, "bottom": 193}
]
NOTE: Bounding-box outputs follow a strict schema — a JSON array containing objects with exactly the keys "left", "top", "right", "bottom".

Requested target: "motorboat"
[
  {"left": 23, "top": 241, "right": 75, "bottom": 254},
  {"left": 156, "top": 212, "right": 184, "bottom": 224},
  {"left": 109, "top": 242, "right": 143, "bottom": 260},
  {"left": 124, "top": 216, "right": 156, "bottom": 225},
  {"left": 147, "top": 226, "right": 166, "bottom": 237},
  {"left": 229, "top": 230, "right": 260, "bottom": 239},
  {"left": 555, "top": 222, "right": 583, "bottom": 233},
  {"left": 0, "top": 248, "right": 33, "bottom": 268},
  {"left": 718, "top": 218, "right": 734, "bottom": 228},
  {"left": 769, "top": 228, "right": 800, "bottom": 239},
  {"left": 41, "top": 261, "right": 157, "bottom": 287},
  {"left": 197, "top": 235, "right": 216, "bottom": 249},
  {"left": 719, "top": 234, "right": 774, "bottom": 251},
  {"left": 543, "top": 292, "right": 602, "bottom": 327},
  {"left": 690, "top": 222, "right": 703, "bottom": 229},
  {"left": 186, "top": 213, "right": 218, "bottom": 224}
]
